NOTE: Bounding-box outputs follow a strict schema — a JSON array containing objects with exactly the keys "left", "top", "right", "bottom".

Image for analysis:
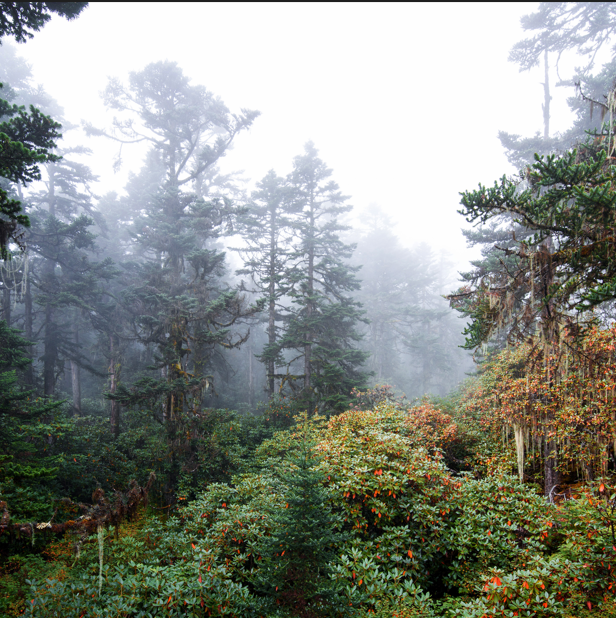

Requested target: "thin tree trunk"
[
  {"left": 248, "top": 334, "right": 254, "bottom": 411},
  {"left": 2, "top": 286, "right": 10, "bottom": 325},
  {"left": 267, "top": 222, "right": 276, "bottom": 398},
  {"left": 24, "top": 275, "right": 34, "bottom": 385},
  {"left": 43, "top": 170, "right": 57, "bottom": 397},
  {"left": 304, "top": 204, "right": 314, "bottom": 410},
  {"left": 540, "top": 238, "right": 559, "bottom": 497},
  {"left": 71, "top": 317, "right": 81, "bottom": 416},
  {"left": 109, "top": 334, "right": 120, "bottom": 438},
  {"left": 43, "top": 304, "right": 56, "bottom": 396},
  {"left": 543, "top": 49, "right": 550, "bottom": 141}
]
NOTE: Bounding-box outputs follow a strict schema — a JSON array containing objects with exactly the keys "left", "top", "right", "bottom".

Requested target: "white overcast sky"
[{"left": 12, "top": 2, "right": 588, "bottom": 270}]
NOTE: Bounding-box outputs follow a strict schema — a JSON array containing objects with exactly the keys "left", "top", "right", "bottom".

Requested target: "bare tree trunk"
[
  {"left": 2, "top": 286, "right": 10, "bottom": 326},
  {"left": 304, "top": 205, "right": 314, "bottom": 411},
  {"left": 542, "top": 49, "right": 551, "bottom": 141},
  {"left": 43, "top": 304, "right": 56, "bottom": 396},
  {"left": 248, "top": 334, "right": 254, "bottom": 411},
  {"left": 109, "top": 334, "right": 120, "bottom": 438},
  {"left": 43, "top": 171, "right": 57, "bottom": 397},
  {"left": 24, "top": 276, "right": 34, "bottom": 385},
  {"left": 267, "top": 261, "right": 276, "bottom": 398},
  {"left": 71, "top": 318, "right": 81, "bottom": 416}
]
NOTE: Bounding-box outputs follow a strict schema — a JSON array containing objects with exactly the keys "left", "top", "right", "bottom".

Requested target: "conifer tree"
[
  {"left": 0, "top": 2, "right": 86, "bottom": 257},
  {"left": 253, "top": 439, "right": 349, "bottom": 617},
  {"left": 276, "top": 142, "right": 368, "bottom": 414},
  {"left": 234, "top": 170, "right": 296, "bottom": 398}
]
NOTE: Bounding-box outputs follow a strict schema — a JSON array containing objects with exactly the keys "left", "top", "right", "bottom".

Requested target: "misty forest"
[{"left": 3, "top": 3, "right": 616, "bottom": 617}]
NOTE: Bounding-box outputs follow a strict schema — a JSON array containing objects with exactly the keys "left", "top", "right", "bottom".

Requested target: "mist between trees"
[
  {"left": 0, "top": 42, "right": 472, "bottom": 422},
  {"left": 5, "top": 3, "right": 616, "bottom": 618}
]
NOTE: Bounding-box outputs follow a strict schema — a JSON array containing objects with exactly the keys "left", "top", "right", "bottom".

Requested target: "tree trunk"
[
  {"left": 24, "top": 275, "right": 34, "bottom": 385},
  {"left": 248, "top": 334, "right": 254, "bottom": 411},
  {"left": 109, "top": 334, "right": 120, "bottom": 438},
  {"left": 71, "top": 318, "right": 81, "bottom": 416},
  {"left": 513, "top": 424, "right": 525, "bottom": 482},
  {"left": 543, "top": 49, "right": 550, "bottom": 141},
  {"left": 540, "top": 238, "right": 559, "bottom": 497},
  {"left": 43, "top": 304, "right": 56, "bottom": 396},
  {"left": 267, "top": 226, "right": 276, "bottom": 398},
  {"left": 2, "top": 286, "right": 10, "bottom": 326},
  {"left": 43, "top": 170, "right": 57, "bottom": 397},
  {"left": 304, "top": 204, "right": 314, "bottom": 411}
]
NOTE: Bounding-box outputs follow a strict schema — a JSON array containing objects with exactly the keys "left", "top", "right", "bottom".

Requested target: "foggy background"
[
  {"left": 4, "top": 1, "right": 603, "bottom": 412},
  {"left": 12, "top": 2, "right": 575, "bottom": 261}
]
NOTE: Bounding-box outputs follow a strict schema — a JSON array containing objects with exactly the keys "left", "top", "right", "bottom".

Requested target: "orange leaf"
[
  {"left": 600, "top": 484, "right": 606, "bottom": 492},
  {"left": 408, "top": 550, "right": 413, "bottom": 558},
  {"left": 191, "top": 543, "right": 196, "bottom": 549},
  {"left": 168, "top": 595, "right": 172, "bottom": 604},
  {"left": 198, "top": 574, "right": 202, "bottom": 583}
]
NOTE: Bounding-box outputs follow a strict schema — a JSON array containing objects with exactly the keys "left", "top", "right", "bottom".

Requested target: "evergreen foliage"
[
  {"left": 275, "top": 142, "right": 369, "bottom": 414},
  {"left": 252, "top": 438, "right": 349, "bottom": 617}
]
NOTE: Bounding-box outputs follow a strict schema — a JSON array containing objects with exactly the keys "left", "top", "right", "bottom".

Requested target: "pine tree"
[
  {"left": 0, "top": 2, "right": 87, "bottom": 257},
  {"left": 0, "top": 42, "right": 115, "bottom": 401},
  {"left": 500, "top": 2, "right": 616, "bottom": 168},
  {"left": 276, "top": 142, "right": 369, "bottom": 414},
  {"left": 89, "top": 61, "right": 262, "bottom": 410},
  {"left": 234, "top": 170, "right": 297, "bottom": 398},
  {"left": 449, "top": 139, "right": 616, "bottom": 492},
  {"left": 0, "top": 318, "right": 64, "bottom": 522}
]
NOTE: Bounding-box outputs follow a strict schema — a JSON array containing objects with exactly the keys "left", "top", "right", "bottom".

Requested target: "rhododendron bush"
[{"left": 20, "top": 404, "right": 616, "bottom": 617}]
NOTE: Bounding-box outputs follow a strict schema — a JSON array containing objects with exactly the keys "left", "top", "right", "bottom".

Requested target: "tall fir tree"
[
  {"left": 234, "top": 170, "right": 297, "bottom": 398},
  {"left": 276, "top": 142, "right": 369, "bottom": 414}
]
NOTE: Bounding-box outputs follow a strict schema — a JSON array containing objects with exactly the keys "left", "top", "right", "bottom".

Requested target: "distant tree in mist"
[
  {"left": 501, "top": 2, "right": 616, "bottom": 168},
  {"left": 0, "top": 2, "right": 87, "bottom": 258},
  {"left": 272, "top": 142, "right": 369, "bottom": 414},
  {"left": 354, "top": 206, "right": 469, "bottom": 398},
  {"left": 233, "top": 170, "right": 297, "bottom": 399},
  {"left": 0, "top": 43, "right": 113, "bottom": 411},
  {"left": 87, "top": 61, "right": 261, "bottom": 456}
]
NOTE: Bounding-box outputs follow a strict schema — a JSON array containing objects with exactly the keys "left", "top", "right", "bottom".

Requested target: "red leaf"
[
  {"left": 588, "top": 602, "right": 592, "bottom": 610},
  {"left": 198, "top": 574, "right": 202, "bottom": 583}
]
